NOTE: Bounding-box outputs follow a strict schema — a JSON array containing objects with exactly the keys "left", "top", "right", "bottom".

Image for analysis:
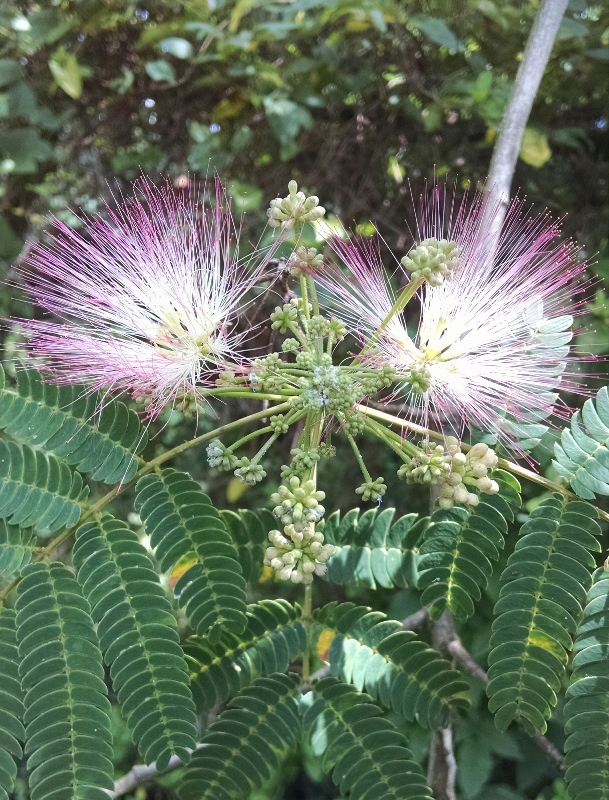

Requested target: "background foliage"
[{"left": 0, "top": 0, "right": 608, "bottom": 798}]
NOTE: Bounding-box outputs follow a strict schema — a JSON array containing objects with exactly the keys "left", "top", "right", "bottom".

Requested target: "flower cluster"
[
  {"left": 19, "top": 178, "right": 273, "bottom": 418},
  {"left": 16, "top": 176, "right": 586, "bottom": 587},
  {"left": 315, "top": 185, "right": 585, "bottom": 450},
  {"left": 264, "top": 522, "right": 336, "bottom": 584},
  {"left": 401, "top": 237, "right": 461, "bottom": 286},
  {"left": 437, "top": 439, "right": 499, "bottom": 509},
  {"left": 270, "top": 477, "right": 326, "bottom": 527},
  {"left": 267, "top": 181, "right": 325, "bottom": 233}
]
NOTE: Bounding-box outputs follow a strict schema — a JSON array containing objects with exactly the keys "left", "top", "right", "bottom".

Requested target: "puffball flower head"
[
  {"left": 316, "top": 183, "right": 586, "bottom": 449},
  {"left": 18, "top": 178, "right": 271, "bottom": 418}
]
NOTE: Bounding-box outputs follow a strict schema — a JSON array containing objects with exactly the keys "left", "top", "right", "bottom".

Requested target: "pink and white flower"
[
  {"left": 316, "top": 184, "right": 587, "bottom": 448},
  {"left": 17, "top": 178, "right": 271, "bottom": 417}
]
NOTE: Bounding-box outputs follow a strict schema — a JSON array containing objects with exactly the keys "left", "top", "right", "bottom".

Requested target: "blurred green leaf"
[
  {"left": 145, "top": 60, "right": 176, "bottom": 83},
  {"left": 158, "top": 37, "right": 194, "bottom": 59},
  {"left": 410, "top": 14, "right": 466, "bottom": 52},
  {"left": 0, "top": 215, "right": 22, "bottom": 260},
  {"left": 48, "top": 47, "right": 83, "bottom": 99}
]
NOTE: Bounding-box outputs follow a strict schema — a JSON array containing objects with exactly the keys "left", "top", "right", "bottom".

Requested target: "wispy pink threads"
[
  {"left": 18, "top": 178, "right": 269, "bottom": 417},
  {"left": 317, "top": 184, "right": 586, "bottom": 448}
]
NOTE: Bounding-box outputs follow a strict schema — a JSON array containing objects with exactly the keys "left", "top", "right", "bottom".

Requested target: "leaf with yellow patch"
[
  {"left": 169, "top": 551, "right": 198, "bottom": 590},
  {"left": 519, "top": 127, "right": 552, "bottom": 168}
]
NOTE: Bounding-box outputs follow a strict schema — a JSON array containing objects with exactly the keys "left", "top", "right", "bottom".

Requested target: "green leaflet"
[
  {"left": 179, "top": 673, "right": 301, "bottom": 800},
  {"left": 0, "top": 608, "right": 24, "bottom": 800},
  {"left": 302, "top": 677, "right": 433, "bottom": 800},
  {"left": 318, "top": 507, "right": 427, "bottom": 589},
  {"left": 135, "top": 468, "right": 248, "bottom": 641},
  {"left": 15, "top": 562, "right": 114, "bottom": 800},
  {"left": 185, "top": 599, "right": 306, "bottom": 713},
  {"left": 487, "top": 495, "right": 601, "bottom": 735},
  {"left": 564, "top": 567, "right": 609, "bottom": 800},
  {"left": 0, "top": 519, "right": 36, "bottom": 578},
  {"left": 417, "top": 470, "right": 521, "bottom": 621},
  {"left": 0, "top": 365, "right": 147, "bottom": 484},
  {"left": 221, "top": 508, "right": 276, "bottom": 583},
  {"left": 315, "top": 602, "right": 470, "bottom": 729},
  {"left": 73, "top": 515, "right": 198, "bottom": 770},
  {"left": 0, "top": 439, "right": 86, "bottom": 534},
  {"left": 554, "top": 386, "right": 609, "bottom": 499}
]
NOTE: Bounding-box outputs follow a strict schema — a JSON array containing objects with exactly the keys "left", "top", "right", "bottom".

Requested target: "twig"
[
  {"left": 484, "top": 0, "right": 569, "bottom": 233},
  {"left": 446, "top": 638, "right": 489, "bottom": 687},
  {"left": 435, "top": 614, "right": 564, "bottom": 769},
  {"left": 107, "top": 666, "right": 331, "bottom": 798},
  {"left": 400, "top": 607, "right": 430, "bottom": 632},
  {"left": 429, "top": 610, "right": 458, "bottom": 800},
  {"left": 106, "top": 744, "right": 208, "bottom": 798}
]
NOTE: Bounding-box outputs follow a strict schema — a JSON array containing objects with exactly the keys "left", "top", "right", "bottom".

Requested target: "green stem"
[
  {"left": 227, "top": 426, "right": 273, "bottom": 453},
  {"left": 301, "top": 580, "right": 313, "bottom": 683},
  {"left": 357, "top": 404, "right": 609, "bottom": 522},
  {"left": 212, "top": 389, "right": 297, "bottom": 401},
  {"left": 344, "top": 430, "right": 372, "bottom": 483},
  {"left": 364, "top": 416, "right": 421, "bottom": 458},
  {"left": 300, "top": 275, "right": 310, "bottom": 321},
  {"left": 0, "top": 402, "right": 293, "bottom": 604},
  {"left": 307, "top": 274, "right": 320, "bottom": 317},
  {"left": 358, "top": 276, "right": 424, "bottom": 357}
]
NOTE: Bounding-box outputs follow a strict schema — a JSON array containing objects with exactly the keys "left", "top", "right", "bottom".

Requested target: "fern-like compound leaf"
[
  {"left": 0, "top": 608, "right": 24, "bottom": 800},
  {"left": 185, "top": 599, "right": 306, "bottom": 713},
  {"left": 0, "top": 365, "right": 147, "bottom": 484},
  {"left": 315, "top": 602, "right": 470, "bottom": 729},
  {"left": 302, "top": 676, "right": 433, "bottom": 800},
  {"left": 564, "top": 566, "right": 609, "bottom": 800},
  {"left": 73, "top": 514, "right": 198, "bottom": 770},
  {"left": 487, "top": 495, "right": 601, "bottom": 735},
  {"left": 417, "top": 470, "right": 521, "bottom": 621},
  {"left": 0, "top": 520, "right": 36, "bottom": 578},
  {"left": 553, "top": 386, "right": 609, "bottom": 499},
  {"left": 0, "top": 440, "right": 86, "bottom": 534},
  {"left": 135, "top": 468, "right": 248, "bottom": 640},
  {"left": 15, "top": 562, "right": 114, "bottom": 800},
  {"left": 318, "top": 508, "right": 427, "bottom": 590},
  {"left": 179, "top": 673, "right": 301, "bottom": 800},
  {"left": 220, "top": 509, "right": 276, "bottom": 583}
]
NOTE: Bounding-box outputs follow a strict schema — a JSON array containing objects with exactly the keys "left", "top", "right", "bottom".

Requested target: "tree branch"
[
  {"left": 436, "top": 615, "right": 564, "bottom": 770},
  {"left": 106, "top": 744, "right": 208, "bottom": 798},
  {"left": 485, "top": 0, "right": 569, "bottom": 229}
]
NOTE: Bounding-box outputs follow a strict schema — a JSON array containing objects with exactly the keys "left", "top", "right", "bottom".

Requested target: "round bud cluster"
[
  {"left": 342, "top": 412, "right": 366, "bottom": 436},
  {"left": 318, "top": 442, "right": 336, "bottom": 458},
  {"left": 270, "top": 304, "right": 299, "bottom": 334},
  {"left": 401, "top": 238, "right": 461, "bottom": 287},
  {"left": 397, "top": 443, "right": 451, "bottom": 484},
  {"left": 408, "top": 362, "right": 432, "bottom": 394},
  {"left": 437, "top": 439, "right": 499, "bottom": 509},
  {"left": 288, "top": 245, "right": 324, "bottom": 277},
  {"left": 356, "top": 478, "right": 387, "bottom": 502},
  {"left": 234, "top": 457, "right": 267, "bottom": 485},
  {"left": 264, "top": 522, "right": 336, "bottom": 584},
  {"left": 215, "top": 371, "right": 239, "bottom": 387},
  {"left": 296, "top": 351, "right": 314, "bottom": 369},
  {"left": 269, "top": 414, "right": 290, "bottom": 435},
  {"left": 307, "top": 315, "right": 331, "bottom": 339},
  {"left": 290, "top": 446, "right": 321, "bottom": 472},
  {"left": 270, "top": 477, "right": 326, "bottom": 526},
  {"left": 267, "top": 181, "right": 326, "bottom": 232},
  {"left": 248, "top": 353, "right": 283, "bottom": 392},
  {"left": 207, "top": 439, "right": 239, "bottom": 471},
  {"left": 282, "top": 338, "right": 300, "bottom": 353}
]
